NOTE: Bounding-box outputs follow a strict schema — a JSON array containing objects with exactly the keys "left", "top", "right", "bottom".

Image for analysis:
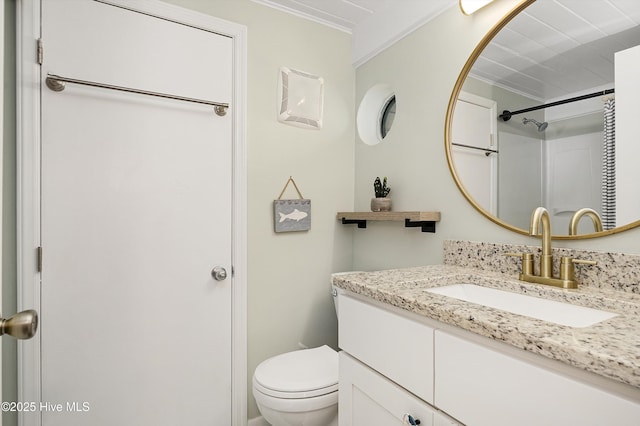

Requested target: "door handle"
[
  {"left": 211, "top": 266, "right": 228, "bottom": 281},
  {"left": 0, "top": 309, "right": 39, "bottom": 340}
]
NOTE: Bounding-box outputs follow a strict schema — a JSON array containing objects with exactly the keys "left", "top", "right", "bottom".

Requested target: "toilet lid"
[{"left": 253, "top": 345, "right": 338, "bottom": 397}]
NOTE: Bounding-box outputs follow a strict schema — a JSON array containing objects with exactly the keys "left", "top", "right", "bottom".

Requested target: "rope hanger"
[{"left": 277, "top": 176, "right": 305, "bottom": 200}]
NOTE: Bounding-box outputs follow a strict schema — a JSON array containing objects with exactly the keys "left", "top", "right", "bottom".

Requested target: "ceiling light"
[{"left": 459, "top": 0, "right": 495, "bottom": 15}]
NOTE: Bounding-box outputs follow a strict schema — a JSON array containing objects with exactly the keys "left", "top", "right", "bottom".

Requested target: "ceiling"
[
  {"left": 473, "top": 0, "right": 640, "bottom": 102},
  {"left": 251, "top": 0, "right": 458, "bottom": 65},
  {"left": 249, "top": 0, "right": 395, "bottom": 33},
  {"left": 253, "top": 1, "right": 640, "bottom": 101}
]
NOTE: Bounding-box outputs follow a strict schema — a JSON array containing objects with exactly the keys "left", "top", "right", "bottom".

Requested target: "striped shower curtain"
[{"left": 601, "top": 98, "right": 616, "bottom": 230}]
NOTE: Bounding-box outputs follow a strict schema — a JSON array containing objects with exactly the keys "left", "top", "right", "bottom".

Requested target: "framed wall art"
[
  {"left": 274, "top": 177, "right": 311, "bottom": 233},
  {"left": 277, "top": 67, "right": 324, "bottom": 129}
]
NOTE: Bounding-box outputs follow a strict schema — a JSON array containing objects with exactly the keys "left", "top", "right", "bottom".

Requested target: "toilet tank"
[
  {"left": 331, "top": 285, "right": 340, "bottom": 316},
  {"left": 331, "top": 272, "right": 362, "bottom": 316}
]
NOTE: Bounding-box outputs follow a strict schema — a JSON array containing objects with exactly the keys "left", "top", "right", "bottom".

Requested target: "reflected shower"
[
  {"left": 498, "top": 88, "right": 614, "bottom": 123},
  {"left": 522, "top": 117, "right": 548, "bottom": 132}
]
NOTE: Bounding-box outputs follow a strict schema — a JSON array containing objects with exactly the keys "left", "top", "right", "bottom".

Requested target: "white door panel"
[
  {"left": 43, "top": 0, "right": 232, "bottom": 102},
  {"left": 0, "top": 2, "right": 4, "bottom": 420},
  {"left": 40, "top": 0, "right": 233, "bottom": 424},
  {"left": 451, "top": 93, "right": 498, "bottom": 215}
]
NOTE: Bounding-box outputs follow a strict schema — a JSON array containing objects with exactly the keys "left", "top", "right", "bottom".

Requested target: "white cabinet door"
[
  {"left": 435, "top": 330, "right": 640, "bottom": 426},
  {"left": 339, "top": 295, "right": 435, "bottom": 403},
  {"left": 340, "top": 352, "right": 458, "bottom": 426}
]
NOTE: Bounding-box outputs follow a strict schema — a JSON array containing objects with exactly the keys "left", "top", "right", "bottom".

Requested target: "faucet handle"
[
  {"left": 560, "top": 257, "right": 596, "bottom": 282},
  {"left": 506, "top": 252, "right": 532, "bottom": 259},
  {"left": 505, "top": 252, "right": 534, "bottom": 275},
  {"left": 572, "top": 258, "right": 597, "bottom": 266}
]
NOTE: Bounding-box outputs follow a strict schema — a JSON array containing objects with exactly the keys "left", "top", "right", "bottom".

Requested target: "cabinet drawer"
[
  {"left": 340, "top": 352, "right": 458, "bottom": 426},
  {"left": 435, "top": 330, "right": 640, "bottom": 426},
  {"left": 338, "top": 294, "right": 434, "bottom": 403}
]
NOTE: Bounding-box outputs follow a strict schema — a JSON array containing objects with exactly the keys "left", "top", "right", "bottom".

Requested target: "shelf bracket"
[
  {"left": 404, "top": 219, "right": 436, "bottom": 233},
  {"left": 341, "top": 218, "right": 367, "bottom": 228}
]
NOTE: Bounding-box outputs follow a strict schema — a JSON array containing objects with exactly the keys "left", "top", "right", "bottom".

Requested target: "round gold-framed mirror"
[{"left": 445, "top": 0, "right": 640, "bottom": 239}]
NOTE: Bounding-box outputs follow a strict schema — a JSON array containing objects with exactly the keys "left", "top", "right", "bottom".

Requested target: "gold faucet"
[
  {"left": 507, "top": 207, "right": 596, "bottom": 289},
  {"left": 569, "top": 208, "right": 603, "bottom": 235},
  {"left": 530, "top": 207, "right": 552, "bottom": 278}
]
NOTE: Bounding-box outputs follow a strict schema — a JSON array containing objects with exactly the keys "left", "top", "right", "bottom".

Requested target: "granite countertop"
[{"left": 332, "top": 265, "right": 640, "bottom": 389}]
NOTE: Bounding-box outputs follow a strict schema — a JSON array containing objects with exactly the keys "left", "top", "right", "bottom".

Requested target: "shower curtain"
[{"left": 601, "top": 98, "right": 616, "bottom": 230}]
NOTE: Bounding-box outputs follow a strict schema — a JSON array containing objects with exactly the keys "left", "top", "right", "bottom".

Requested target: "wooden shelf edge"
[
  {"left": 336, "top": 211, "right": 441, "bottom": 222},
  {"left": 336, "top": 211, "right": 441, "bottom": 233}
]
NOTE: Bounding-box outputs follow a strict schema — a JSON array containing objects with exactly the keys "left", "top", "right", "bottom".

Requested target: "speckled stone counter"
[
  {"left": 443, "top": 239, "right": 640, "bottom": 293},
  {"left": 332, "top": 264, "right": 640, "bottom": 390}
]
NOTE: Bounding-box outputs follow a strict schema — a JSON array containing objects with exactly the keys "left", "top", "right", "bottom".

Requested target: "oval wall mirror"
[{"left": 445, "top": 0, "right": 640, "bottom": 239}]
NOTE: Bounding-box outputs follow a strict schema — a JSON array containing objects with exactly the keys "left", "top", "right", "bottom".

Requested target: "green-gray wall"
[
  {"left": 4, "top": 0, "right": 640, "bottom": 424},
  {"left": 353, "top": 0, "right": 640, "bottom": 274}
]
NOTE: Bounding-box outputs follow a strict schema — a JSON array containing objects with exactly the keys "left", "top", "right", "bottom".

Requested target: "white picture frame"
[{"left": 277, "top": 67, "right": 324, "bottom": 129}]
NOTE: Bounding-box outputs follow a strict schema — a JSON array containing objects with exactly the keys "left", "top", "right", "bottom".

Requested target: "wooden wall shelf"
[{"left": 337, "top": 211, "right": 441, "bottom": 233}]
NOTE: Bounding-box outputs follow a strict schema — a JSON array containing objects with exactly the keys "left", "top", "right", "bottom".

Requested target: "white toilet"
[
  {"left": 252, "top": 281, "right": 347, "bottom": 426},
  {"left": 252, "top": 345, "right": 339, "bottom": 426}
]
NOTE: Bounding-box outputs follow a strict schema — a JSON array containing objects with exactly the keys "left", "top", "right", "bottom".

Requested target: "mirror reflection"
[{"left": 449, "top": 0, "right": 640, "bottom": 237}]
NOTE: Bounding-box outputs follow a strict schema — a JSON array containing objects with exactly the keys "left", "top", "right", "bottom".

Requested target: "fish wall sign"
[{"left": 274, "top": 177, "right": 311, "bottom": 233}]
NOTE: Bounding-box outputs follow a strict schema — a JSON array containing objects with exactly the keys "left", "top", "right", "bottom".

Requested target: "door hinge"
[
  {"left": 37, "top": 38, "right": 43, "bottom": 65},
  {"left": 37, "top": 246, "right": 43, "bottom": 272}
]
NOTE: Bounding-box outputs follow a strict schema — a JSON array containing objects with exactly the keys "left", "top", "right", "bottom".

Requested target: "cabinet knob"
[{"left": 403, "top": 414, "right": 421, "bottom": 425}]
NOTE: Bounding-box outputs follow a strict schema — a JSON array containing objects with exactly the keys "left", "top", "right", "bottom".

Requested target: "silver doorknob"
[
  {"left": 211, "top": 266, "right": 228, "bottom": 281},
  {"left": 0, "top": 309, "right": 38, "bottom": 340}
]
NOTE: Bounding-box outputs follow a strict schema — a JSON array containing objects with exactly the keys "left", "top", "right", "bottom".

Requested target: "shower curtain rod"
[{"left": 498, "top": 88, "right": 614, "bottom": 121}]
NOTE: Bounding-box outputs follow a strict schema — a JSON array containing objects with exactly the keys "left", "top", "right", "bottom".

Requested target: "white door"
[
  {"left": 546, "top": 133, "right": 602, "bottom": 233},
  {"left": 0, "top": 1, "right": 4, "bottom": 420},
  {"left": 0, "top": 0, "right": 4, "bottom": 420},
  {"left": 39, "top": 1, "right": 233, "bottom": 424},
  {"left": 451, "top": 93, "right": 498, "bottom": 215}
]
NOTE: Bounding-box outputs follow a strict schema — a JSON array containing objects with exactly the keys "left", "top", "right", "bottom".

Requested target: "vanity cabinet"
[
  {"left": 340, "top": 352, "right": 457, "bottom": 426},
  {"left": 435, "top": 330, "right": 640, "bottom": 426},
  {"left": 338, "top": 292, "right": 435, "bottom": 403},
  {"left": 338, "top": 292, "right": 640, "bottom": 426},
  {"left": 338, "top": 294, "right": 459, "bottom": 425}
]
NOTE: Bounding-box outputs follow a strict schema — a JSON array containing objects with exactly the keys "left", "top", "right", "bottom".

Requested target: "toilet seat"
[
  {"left": 253, "top": 378, "right": 337, "bottom": 399},
  {"left": 253, "top": 345, "right": 338, "bottom": 399},
  {"left": 253, "top": 383, "right": 338, "bottom": 414}
]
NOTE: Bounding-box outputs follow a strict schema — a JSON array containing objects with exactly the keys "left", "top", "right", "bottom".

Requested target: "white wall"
[
  {"left": 545, "top": 131, "right": 602, "bottom": 234},
  {"left": 498, "top": 132, "right": 541, "bottom": 230},
  {"left": 353, "top": 0, "right": 640, "bottom": 272},
  {"left": 615, "top": 44, "right": 640, "bottom": 226}
]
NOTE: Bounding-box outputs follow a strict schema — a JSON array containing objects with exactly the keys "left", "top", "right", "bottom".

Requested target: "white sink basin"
[{"left": 425, "top": 284, "right": 617, "bottom": 327}]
